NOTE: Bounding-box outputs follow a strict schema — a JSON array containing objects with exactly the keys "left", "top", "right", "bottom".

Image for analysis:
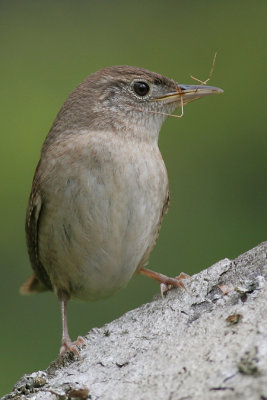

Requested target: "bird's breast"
[{"left": 39, "top": 132, "right": 169, "bottom": 300}]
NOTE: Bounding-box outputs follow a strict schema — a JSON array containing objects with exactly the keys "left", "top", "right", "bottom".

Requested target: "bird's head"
[{"left": 50, "top": 65, "right": 223, "bottom": 143}]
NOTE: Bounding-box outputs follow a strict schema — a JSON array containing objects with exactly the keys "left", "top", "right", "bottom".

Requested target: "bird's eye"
[{"left": 133, "top": 81, "right": 150, "bottom": 97}]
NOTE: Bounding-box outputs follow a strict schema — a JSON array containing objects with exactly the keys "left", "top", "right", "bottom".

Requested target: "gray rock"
[{"left": 3, "top": 242, "right": 267, "bottom": 400}]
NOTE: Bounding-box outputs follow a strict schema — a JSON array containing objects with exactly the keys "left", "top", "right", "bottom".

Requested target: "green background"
[{"left": 0, "top": 0, "right": 266, "bottom": 396}]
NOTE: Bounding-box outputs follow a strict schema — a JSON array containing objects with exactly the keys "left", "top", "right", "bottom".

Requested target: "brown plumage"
[{"left": 21, "top": 66, "right": 223, "bottom": 356}]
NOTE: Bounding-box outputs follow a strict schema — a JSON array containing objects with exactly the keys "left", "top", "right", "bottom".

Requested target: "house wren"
[{"left": 21, "top": 66, "right": 223, "bottom": 356}]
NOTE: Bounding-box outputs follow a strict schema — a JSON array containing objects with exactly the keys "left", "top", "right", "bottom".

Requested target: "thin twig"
[
  {"left": 127, "top": 88, "right": 184, "bottom": 120},
  {"left": 127, "top": 53, "right": 218, "bottom": 120},
  {"left": 190, "top": 52, "right": 217, "bottom": 85}
]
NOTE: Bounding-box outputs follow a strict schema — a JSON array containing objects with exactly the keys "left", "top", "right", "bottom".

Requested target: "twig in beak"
[
  {"left": 127, "top": 85, "right": 184, "bottom": 120},
  {"left": 127, "top": 93, "right": 184, "bottom": 120},
  {"left": 190, "top": 52, "right": 217, "bottom": 85}
]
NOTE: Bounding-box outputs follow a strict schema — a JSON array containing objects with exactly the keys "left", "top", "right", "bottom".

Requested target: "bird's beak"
[{"left": 154, "top": 84, "right": 223, "bottom": 105}]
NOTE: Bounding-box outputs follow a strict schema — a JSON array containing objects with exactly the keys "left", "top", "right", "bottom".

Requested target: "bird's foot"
[
  {"left": 59, "top": 336, "right": 86, "bottom": 358},
  {"left": 160, "top": 272, "right": 190, "bottom": 297},
  {"left": 140, "top": 267, "right": 190, "bottom": 298}
]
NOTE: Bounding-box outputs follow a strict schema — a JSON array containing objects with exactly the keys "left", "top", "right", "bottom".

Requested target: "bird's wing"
[
  {"left": 163, "top": 188, "right": 170, "bottom": 215},
  {"left": 21, "top": 163, "right": 53, "bottom": 294},
  {"left": 135, "top": 187, "right": 170, "bottom": 274}
]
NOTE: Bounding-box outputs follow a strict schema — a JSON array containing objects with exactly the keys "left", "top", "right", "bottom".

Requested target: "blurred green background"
[{"left": 0, "top": 0, "right": 266, "bottom": 395}]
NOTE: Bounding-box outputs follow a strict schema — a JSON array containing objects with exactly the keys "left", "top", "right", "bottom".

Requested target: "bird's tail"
[{"left": 20, "top": 274, "right": 49, "bottom": 294}]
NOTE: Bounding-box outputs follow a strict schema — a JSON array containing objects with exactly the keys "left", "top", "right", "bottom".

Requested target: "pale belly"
[{"left": 38, "top": 140, "right": 168, "bottom": 301}]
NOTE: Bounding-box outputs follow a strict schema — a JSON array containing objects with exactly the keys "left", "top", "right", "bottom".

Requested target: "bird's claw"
[
  {"left": 59, "top": 336, "right": 86, "bottom": 359},
  {"left": 160, "top": 272, "right": 190, "bottom": 298}
]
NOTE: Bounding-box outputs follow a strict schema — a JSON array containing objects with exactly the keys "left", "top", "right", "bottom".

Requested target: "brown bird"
[{"left": 21, "top": 66, "right": 223, "bottom": 356}]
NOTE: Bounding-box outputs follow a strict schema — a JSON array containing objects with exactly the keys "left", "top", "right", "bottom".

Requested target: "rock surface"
[{"left": 3, "top": 242, "right": 267, "bottom": 400}]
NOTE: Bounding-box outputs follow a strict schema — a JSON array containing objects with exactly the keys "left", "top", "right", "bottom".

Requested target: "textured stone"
[{"left": 3, "top": 242, "right": 267, "bottom": 400}]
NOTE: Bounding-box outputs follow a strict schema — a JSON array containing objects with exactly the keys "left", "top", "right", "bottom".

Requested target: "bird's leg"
[
  {"left": 58, "top": 291, "right": 85, "bottom": 358},
  {"left": 140, "top": 267, "right": 190, "bottom": 297}
]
